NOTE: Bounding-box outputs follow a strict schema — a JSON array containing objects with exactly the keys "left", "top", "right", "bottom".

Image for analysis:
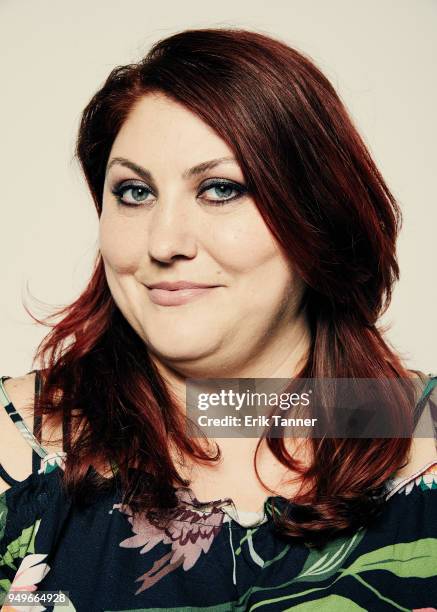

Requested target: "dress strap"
[
  {"left": 32, "top": 369, "right": 70, "bottom": 456},
  {"left": 0, "top": 463, "right": 18, "bottom": 487},
  {"left": 32, "top": 369, "right": 45, "bottom": 473},
  {"left": 410, "top": 370, "right": 437, "bottom": 433},
  {"left": 0, "top": 372, "right": 49, "bottom": 475}
]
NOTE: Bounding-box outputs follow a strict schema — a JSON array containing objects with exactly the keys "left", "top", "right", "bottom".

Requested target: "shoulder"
[
  {"left": 0, "top": 372, "right": 64, "bottom": 494},
  {"left": 391, "top": 369, "right": 437, "bottom": 484},
  {"left": 394, "top": 438, "right": 437, "bottom": 481},
  {"left": 1, "top": 372, "right": 37, "bottom": 422},
  {"left": 0, "top": 373, "right": 37, "bottom": 493}
]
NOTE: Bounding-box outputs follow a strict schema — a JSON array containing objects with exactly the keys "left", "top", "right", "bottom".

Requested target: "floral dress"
[{"left": 0, "top": 370, "right": 436, "bottom": 612}]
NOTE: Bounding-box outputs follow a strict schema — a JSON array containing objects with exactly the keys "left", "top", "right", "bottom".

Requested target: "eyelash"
[{"left": 110, "top": 179, "right": 248, "bottom": 208}]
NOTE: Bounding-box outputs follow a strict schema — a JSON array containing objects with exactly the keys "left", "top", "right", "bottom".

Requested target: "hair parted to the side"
[{"left": 26, "top": 27, "right": 418, "bottom": 546}]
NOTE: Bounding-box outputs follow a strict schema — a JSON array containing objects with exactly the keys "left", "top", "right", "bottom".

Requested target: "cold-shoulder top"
[{"left": 0, "top": 369, "right": 437, "bottom": 611}]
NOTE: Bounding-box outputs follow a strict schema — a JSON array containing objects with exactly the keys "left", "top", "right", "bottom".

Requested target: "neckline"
[
  {"left": 174, "top": 481, "right": 288, "bottom": 512},
  {"left": 41, "top": 451, "right": 437, "bottom": 529},
  {"left": 169, "top": 482, "right": 290, "bottom": 528},
  {"left": 112, "top": 465, "right": 291, "bottom": 528}
]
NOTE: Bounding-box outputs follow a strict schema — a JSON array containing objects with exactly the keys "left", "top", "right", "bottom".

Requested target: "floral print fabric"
[
  {"left": 0, "top": 372, "right": 437, "bottom": 610},
  {"left": 1, "top": 452, "right": 437, "bottom": 611}
]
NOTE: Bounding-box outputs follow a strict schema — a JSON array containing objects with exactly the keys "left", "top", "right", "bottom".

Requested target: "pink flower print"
[
  {"left": 413, "top": 608, "right": 437, "bottom": 611},
  {"left": 2, "top": 553, "right": 50, "bottom": 612},
  {"left": 111, "top": 487, "right": 226, "bottom": 595}
]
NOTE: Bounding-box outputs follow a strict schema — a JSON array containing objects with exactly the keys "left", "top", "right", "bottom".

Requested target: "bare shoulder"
[
  {"left": 0, "top": 372, "right": 63, "bottom": 494},
  {"left": 394, "top": 369, "right": 437, "bottom": 481},
  {"left": 0, "top": 372, "right": 113, "bottom": 492},
  {"left": 0, "top": 373, "right": 37, "bottom": 493},
  {"left": 395, "top": 438, "right": 437, "bottom": 483},
  {"left": 2, "top": 372, "right": 36, "bottom": 421}
]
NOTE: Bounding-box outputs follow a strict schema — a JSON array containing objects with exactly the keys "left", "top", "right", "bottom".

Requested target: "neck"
[{"left": 149, "top": 309, "right": 311, "bottom": 413}]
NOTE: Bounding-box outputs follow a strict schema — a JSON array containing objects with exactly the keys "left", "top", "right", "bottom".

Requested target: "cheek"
[
  {"left": 99, "top": 212, "right": 143, "bottom": 273},
  {"left": 214, "top": 213, "right": 287, "bottom": 277},
  {"left": 212, "top": 213, "right": 298, "bottom": 309}
]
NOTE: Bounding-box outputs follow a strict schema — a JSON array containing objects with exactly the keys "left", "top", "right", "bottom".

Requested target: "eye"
[
  {"left": 110, "top": 178, "right": 248, "bottom": 208},
  {"left": 111, "top": 180, "right": 152, "bottom": 207},
  {"left": 198, "top": 179, "right": 248, "bottom": 205}
]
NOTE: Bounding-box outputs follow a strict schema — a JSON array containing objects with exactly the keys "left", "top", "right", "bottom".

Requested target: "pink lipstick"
[{"left": 146, "top": 281, "right": 221, "bottom": 306}]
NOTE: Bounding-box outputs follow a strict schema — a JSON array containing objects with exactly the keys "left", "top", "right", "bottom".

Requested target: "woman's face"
[{"left": 100, "top": 93, "right": 306, "bottom": 377}]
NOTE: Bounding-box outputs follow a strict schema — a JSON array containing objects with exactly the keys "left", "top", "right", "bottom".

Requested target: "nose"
[{"left": 146, "top": 195, "right": 198, "bottom": 263}]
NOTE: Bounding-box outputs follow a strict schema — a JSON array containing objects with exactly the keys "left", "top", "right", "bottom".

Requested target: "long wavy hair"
[{"left": 27, "top": 27, "right": 418, "bottom": 546}]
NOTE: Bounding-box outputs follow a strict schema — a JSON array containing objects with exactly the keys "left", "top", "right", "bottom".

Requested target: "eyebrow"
[{"left": 105, "top": 156, "right": 238, "bottom": 184}]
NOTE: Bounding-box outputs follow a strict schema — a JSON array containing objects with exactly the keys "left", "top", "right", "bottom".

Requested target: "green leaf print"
[
  {"left": 294, "top": 527, "right": 366, "bottom": 583},
  {"left": 0, "top": 518, "right": 41, "bottom": 571},
  {"left": 0, "top": 493, "right": 7, "bottom": 541},
  {"left": 283, "top": 594, "right": 366, "bottom": 610},
  {"left": 340, "top": 537, "right": 437, "bottom": 579},
  {"left": 105, "top": 604, "right": 236, "bottom": 612},
  {"left": 236, "top": 537, "right": 437, "bottom": 611},
  {"left": 0, "top": 578, "right": 12, "bottom": 607}
]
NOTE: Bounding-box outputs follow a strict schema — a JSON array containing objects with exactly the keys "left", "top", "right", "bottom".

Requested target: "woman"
[{"left": 0, "top": 27, "right": 436, "bottom": 611}]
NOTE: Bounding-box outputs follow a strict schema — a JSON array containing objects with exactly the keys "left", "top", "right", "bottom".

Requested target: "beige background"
[{"left": 0, "top": 0, "right": 435, "bottom": 377}]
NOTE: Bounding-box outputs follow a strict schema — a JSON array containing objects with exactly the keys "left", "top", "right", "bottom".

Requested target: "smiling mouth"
[{"left": 146, "top": 286, "right": 219, "bottom": 306}]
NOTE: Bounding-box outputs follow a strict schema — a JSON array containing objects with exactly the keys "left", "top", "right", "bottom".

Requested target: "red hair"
[{"left": 26, "top": 27, "right": 417, "bottom": 546}]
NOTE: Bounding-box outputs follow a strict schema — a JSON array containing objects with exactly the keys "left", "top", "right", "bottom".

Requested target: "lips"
[
  {"left": 147, "top": 285, "right": 219, "bottom": 306},
  {"left": 147, "top": 280, "right": 218, "bottom": 290}
]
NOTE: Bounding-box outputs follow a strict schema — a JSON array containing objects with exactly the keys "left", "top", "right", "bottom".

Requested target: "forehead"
[{"left": 110, "top": 93, "right": 234, "bottom": 163}]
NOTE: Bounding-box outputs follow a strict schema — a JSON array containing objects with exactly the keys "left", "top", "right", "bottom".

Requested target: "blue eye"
[
  {"left": 111, "top": 181, "right": 151, "bottom": 207},
  {"left": 111, "top": 178, "right": 247, "bottom": 208},
  {"left": 199, "top": 180, "right": 247, "bottom": 205}
]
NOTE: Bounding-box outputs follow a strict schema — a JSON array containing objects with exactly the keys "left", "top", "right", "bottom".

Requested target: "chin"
[
  {"left": 145, "top": 331, "right": 219, "bottom": 362},
  {"left": 150, "top": 345, "right": 216, "bottom": 365}
]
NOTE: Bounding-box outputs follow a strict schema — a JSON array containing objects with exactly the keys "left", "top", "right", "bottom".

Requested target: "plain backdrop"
[{"left": 0, "top": 0, "right": 436, "bottom": 377}]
